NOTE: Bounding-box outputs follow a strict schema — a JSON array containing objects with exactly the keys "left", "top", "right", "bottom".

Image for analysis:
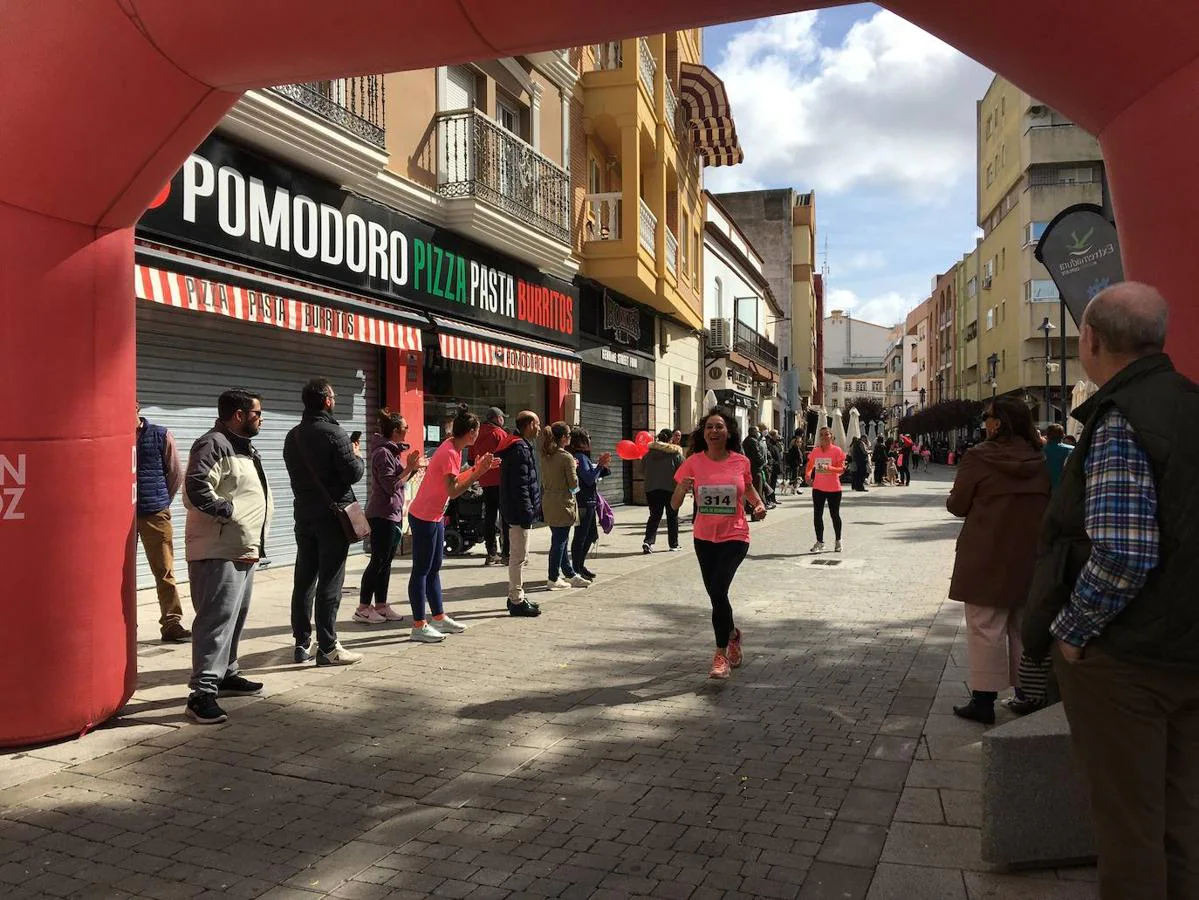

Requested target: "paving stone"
[
  {"left": 939, "top": 791, "right": 982, "bottom": 828},
  {"left": 962, "top": 871, "right": 1098, "bottom": 899},
  {"left": 906, "top": 760, "right": 980, "bottom": 792},
  {"left": 879, "top": 823, "right": 984, "bottom": 871},
  {"left": 816, "top": 822, "right": 888, "bottom": 868},
  {"left": 797, "top": 861, "right": 874, "bottom": 900},
  {"left": 852, "top": 761, "right": 910, "bottom": 792},
  {"left": 866, "top": 863, "right": 967, "bottom": 900}
]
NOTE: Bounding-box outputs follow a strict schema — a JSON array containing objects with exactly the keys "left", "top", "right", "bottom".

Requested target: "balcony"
[
  {"left": 436, "top": 109, "right": 570, "bottom": 243},
  {"left": 665, "top": 229, "right": 679, "bottom": 278},
  {"left": 585, "top": 192, "right": 623, "bottom": 241},
  {"left": 665, "top": 79, "right": 679, "bottom": 136},
  {"left": 592, "top": 42, "right": 623, "bottom": 71},
  {"left": 269, "top": 77, "right": 385, "bottom": 148},
  {"left": 638, "top": 37, "right": 656, "bottom": 99},
  {"left": 734, "top": 320, "right": 780, "bottom": 370},
  {"left": 638, "top": 198, "right": 657, "bottom": 257}
]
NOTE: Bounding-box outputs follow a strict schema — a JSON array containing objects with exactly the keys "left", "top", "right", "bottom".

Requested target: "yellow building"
[{"left": 968, "top": 75, "right": 1103, "bottom": 422}]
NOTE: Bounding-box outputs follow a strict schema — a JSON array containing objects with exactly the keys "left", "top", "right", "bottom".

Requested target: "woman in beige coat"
[
  {"left": 947, "top": 395, "right": 1050, "bottom": 724},
  {"left": 540, "top": 421, "right": 590, "bottom": 590}
]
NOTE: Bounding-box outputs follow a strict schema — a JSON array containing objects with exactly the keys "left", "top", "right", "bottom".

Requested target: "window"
[
  {"left": 965, "top": 321, "right": 978, "bottom": 342},
  {"left": 1001, "top": 248, "right": 1006, "bottom": 270},
  {"left": 1024, "top": 221, "right": 1048, "bottom": 246},
  {"left": 682, "top": 211, "right": 690, "bottom": 273},
  {"left": 712, "top": 275, "right": 722, "bottom": 317},
  {"left": 1002, "top": 300, "right": 1007, "bottom": 322},
  {"left": 693, "top": 231, "right": 700, "bottom": 288},
  {"left": 985, "top": 164, "right": 994, "bottom": 186},
  {"left": 911, "top": 344, "right": 917, "bottom": 362},
  {"left": 1026, "top": 279, "right": 1060, "bottom": 302},
  {"left": 588, "top": 158, "right": 602, "bottom": 195},
  {"left": 1001, "top": 143, "right": 1008, "bottom": 168},
  {"left": 496, "top": 99, "right": 519, "bottom": 134},
  {"left": 855, "top": 382, "right": 866, "bottom": 392},
  {"left": 1059, "top": 167, "right": 1094, "bottom": 185},
  {"left": 986, "top": 307, "right": 995, "bottom": 330},
  {"left": 967, "top": 276, "right": 978, "bottom": 297},
  {"left": 1002, "top": 349, "right": 1007, "bottom": 371},
  {"left": 872, "top": 381, "right": 883, "bottom": 392},
  {"left": 831, "top": 381, "right": 838, "bottom": 394}
]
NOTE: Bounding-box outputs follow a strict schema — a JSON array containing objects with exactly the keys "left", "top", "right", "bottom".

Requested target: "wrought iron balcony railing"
[
  {"left": 436, "top": 110, "right": 571, "bottom": 243},
  {"left": 734, "top": 320, "right": 780, "bottom": 370},
  {"left": 269, "top": 77, "right": 386, "bottom": 148}
]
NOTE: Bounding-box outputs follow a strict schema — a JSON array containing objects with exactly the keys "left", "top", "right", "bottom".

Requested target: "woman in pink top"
[
  {"left": 804, "top": 426, "right": 846, "bottom": 554},
  {"left": 407, "top": 406, "right": 499, "bottom": 644},
  {"left": 672, "top": 410, "right": 767, "bottom": 680}
]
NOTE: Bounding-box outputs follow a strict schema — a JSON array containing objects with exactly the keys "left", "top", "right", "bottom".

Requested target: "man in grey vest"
[
  {"left": 135, "top": 402, "right": 189, "bottom": 642},
  {"left": 1024, "top": 282, "right": 1199, "bottom": 900}
]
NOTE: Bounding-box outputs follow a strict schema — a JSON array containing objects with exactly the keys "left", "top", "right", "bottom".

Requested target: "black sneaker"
[
  {"left": 579, "top": 567, "right": 597, "bottom": 580},
  {"left": 185, "top": 693, "right": 228, "bottom": 725},
  {"left": 218, "top": 674, "right": 263, "bottom": 697},
  {"left": 294, "top": 637, "right": 316, "bottom": 664},
  {"left": 642, "top": 542, "right": 653, "bottom": 555},
  {"left": 507, "top": 599, "right": 542, "bottom": 617}
]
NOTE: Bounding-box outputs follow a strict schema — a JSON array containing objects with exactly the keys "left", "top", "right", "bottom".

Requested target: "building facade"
[
  {"left": 712, "top": 189, "right": 821, "bottom": 432},
  {"left": 971, "top": 75, "right": 1101, "bottom": 421},
  {"left": 703, "top": 194, "right": 783, "bottom": 434}
]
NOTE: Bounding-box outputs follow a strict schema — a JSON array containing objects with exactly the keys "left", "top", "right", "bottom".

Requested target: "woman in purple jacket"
[{"left": 354, "top": 409, "right": 423, "bottom": 624}]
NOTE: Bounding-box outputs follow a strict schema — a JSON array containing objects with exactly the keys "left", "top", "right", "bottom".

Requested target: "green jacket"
[
  {"left": 1042, "top": 440, "right": 1072, "bottom": 492},
  {"left": 1022, "top": 354, "right": 1199, "bottom": 670}
]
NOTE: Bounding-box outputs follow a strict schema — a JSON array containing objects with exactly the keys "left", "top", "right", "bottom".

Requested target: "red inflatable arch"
[{"left": 2, "top": 0, "right": 1196, "bottom": 746}]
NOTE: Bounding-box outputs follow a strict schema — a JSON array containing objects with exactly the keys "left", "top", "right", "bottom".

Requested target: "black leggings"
[
  {"left": 812, "top": 489, "right": 843, "bottom": 542},
  {"left": 694, "top": 539, "right": 749, "bottom": 649}
]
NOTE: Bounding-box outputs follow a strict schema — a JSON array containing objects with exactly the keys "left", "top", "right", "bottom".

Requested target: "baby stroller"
[{"left": 443, "top": 482, "right": 486, "bottom": 556}]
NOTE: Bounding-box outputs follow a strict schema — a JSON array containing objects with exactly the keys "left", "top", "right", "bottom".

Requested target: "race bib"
[
  {"left": 697, "top": 483, "right": 737, "bottom": 515},
  {"left": 815, "top": 458, "right": 832, "bottom": 473}
]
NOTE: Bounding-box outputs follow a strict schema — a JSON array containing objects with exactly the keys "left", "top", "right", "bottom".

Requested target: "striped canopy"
[{"left": 678, "top": 62, "right": 743, "bottom": 168}]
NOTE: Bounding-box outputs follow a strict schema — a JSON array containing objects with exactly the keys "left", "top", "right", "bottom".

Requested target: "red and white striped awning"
[
  {"left": 134, "top": 262, "right": 422, "bottom": 352},
  {"left": 438, "top": 332, "right": 579, "bottom": 381},
  {"left": 678, "top": 62, "right": 744, "bottom": 169}
]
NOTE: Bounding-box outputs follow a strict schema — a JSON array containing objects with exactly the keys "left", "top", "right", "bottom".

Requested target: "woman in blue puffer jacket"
[{"left": 569, "top": 428, "right": 612, "bottom": 580}]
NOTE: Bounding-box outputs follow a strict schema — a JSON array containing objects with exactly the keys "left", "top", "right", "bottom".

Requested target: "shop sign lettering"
[{"left": 140, "top": 135, "right": 579, "bottom": 347}]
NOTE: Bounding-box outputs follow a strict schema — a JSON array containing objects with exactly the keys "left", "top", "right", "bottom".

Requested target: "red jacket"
[{"left": 470, "top": 422, "right": 507, "bottom": 487}]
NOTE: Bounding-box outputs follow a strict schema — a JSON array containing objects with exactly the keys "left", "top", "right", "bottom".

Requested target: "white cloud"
[
  {"left": 826, "top": 287, "right": 917, "bottom": 328},
  {"left": 705, "top": 10, "right": 993, "bottom": 196}
]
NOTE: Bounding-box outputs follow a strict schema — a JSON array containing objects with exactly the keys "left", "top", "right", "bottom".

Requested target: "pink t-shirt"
[
  {"left": 675, "top": 451, "right": 754, "bottom": 544},
  {"left": 408, "top": 439, "right": 462, "bottom": 522},
  {"left": 806, "top": 445, "right": 846, "bottom": 493}
]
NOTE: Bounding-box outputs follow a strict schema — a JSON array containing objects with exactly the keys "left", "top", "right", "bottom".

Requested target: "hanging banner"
[{"left": 1035, "top": 203, "right": 1124, "bottom": 326}]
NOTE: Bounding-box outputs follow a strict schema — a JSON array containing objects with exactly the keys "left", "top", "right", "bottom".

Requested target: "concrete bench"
[{"left": 981, "top": 702, "right": 1097, "bottom": 868}]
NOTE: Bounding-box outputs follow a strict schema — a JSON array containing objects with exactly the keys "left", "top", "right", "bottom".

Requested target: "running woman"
[
  {"left": 805, "top": 426, "right": 846, "bottom": 553},
  {"left": 406, "top": 405, "right": 499, "bottom": 643},
  {"left": 672, "top": 410, "right": 767, "bottom": 680}
]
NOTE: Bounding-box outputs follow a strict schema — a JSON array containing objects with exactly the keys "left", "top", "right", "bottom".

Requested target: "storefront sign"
[
  {"left": 578, "top": 344, "right": 649, "bottom": 376},
  {"left": 577, "top": 281, "right": 655, "bottom": 355},
  {"left": 135, "top": 263, "right": 424, "bottom": 351},
  {"left": 0, "top": 454, "right": 26, "bottom": 521},
  {"left": 600, "top": 347, "right": 640, "bottom": 369},
  {"left": 1035, "top": 203, "right": 1124, "bottom": 326},
  {"left": 139, "top": 135, "right": 579, "bottom": 347}
]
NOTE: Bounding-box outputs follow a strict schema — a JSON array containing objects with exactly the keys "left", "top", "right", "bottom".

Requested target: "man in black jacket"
[
  {"left": 283, "top": 378, "right": 365, "bottom": 666},
  {"left": 498, "top": 410, "right": 542, "bottom": 617}
]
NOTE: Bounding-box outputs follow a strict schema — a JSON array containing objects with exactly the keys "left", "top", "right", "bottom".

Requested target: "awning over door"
[
  {"left": 678, "top": 62, "right": 744, "bottom": 168},
  {"left": 134, "top": 242, "right": 425, "bottom": 351},
  {"left": 432, "top": 316, "right": 580, "bottom": 381}
]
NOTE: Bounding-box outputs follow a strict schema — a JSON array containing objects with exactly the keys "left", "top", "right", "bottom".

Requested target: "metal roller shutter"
[
  {"left": 135, "top": 302, "right": 379, "bottom": 588},
  {"left": 579, "top": 366, "right": 632, "bottom": 506}
]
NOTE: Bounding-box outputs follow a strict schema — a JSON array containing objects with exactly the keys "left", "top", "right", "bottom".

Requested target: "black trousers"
[
  {"left": 898, "top": 463, "right": 911, "bottom": 486},
  {"left": 291, "top": 514, "right": 350, "bottom": 653},
  {"left": 812, "top": 489, "right": 843, "bottom": 542},
  {"left": 643, "top": 488, "right": 679, "bottom": 548},
  {"left": 694, "top": 539, "right": 749, "bottom": 648},
  {"left": 571, "top": 501, "right": 599, "bottom": 571},
  {"left": 482, "top": 484, "right": 509, "bottom": 558},
  {"left": 360, "top": 517, "right": 401, "bottom": 607},
  {"left": 873, "top": 463, "right": 885, "bottom": 486}
]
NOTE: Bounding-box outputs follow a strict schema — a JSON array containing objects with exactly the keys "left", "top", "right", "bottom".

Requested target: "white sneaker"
[
  {"left": 835, "top": 540, "right": 843, "bottom": 553},
  {"left": 316, "top": 642, "right": 364, "bottom": 666},
  {"left": 568, "top": 575, "right": 592, "bottom": 589},
  {"left": 546, "top": 578, "right": 572, "bottom": 591},
  {"left": 375, "top": 604, "right": 406, "bottom": 621},
  {"left": 352, "top": 605, "right": 386, "bottom": 625},
  {"left": 810, "top": 542, "right": 825, "bottom": 553},
  {"left": 431, "top": 615, "right": 466, "bottom": 634},
  {"left": 410, "top": 622, "right": 445, "bottom": 643}
]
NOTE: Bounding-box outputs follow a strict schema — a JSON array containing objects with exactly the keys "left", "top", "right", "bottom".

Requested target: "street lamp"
[
  {"left": 1039, "top": 316, "right": 1055, "bottom": 425},
  {"left": 935, "top": 372, "right": 944, "bottom": 404},
  {"left": 987, "top": 353, "right": 1000, "bottom": 399}
]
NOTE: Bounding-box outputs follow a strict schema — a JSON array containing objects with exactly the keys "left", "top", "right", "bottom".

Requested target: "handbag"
[{"left": 296, "top": 435, "right": 371, "bottom": 542}]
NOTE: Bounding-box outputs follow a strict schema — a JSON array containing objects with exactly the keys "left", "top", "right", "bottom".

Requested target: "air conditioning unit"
[{"left": 708, "top": 318, "right": 732, "bottom": 353}]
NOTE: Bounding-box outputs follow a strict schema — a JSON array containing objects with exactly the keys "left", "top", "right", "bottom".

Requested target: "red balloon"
[
  {"left": 616, "top": 439, "right": 642, "bottom": 461},
  {"left": 634, "top": 430, "right": 653, "bottom": 448}
]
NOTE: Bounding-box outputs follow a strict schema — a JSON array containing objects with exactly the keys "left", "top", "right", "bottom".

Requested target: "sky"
[{"left": 702, "top": 5, "right": 994, "bottom": 328}]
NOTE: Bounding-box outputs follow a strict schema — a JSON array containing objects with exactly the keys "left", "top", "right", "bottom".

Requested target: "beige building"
[{"left": 965, "top": 75, "right": 1103, "bottom": 422}]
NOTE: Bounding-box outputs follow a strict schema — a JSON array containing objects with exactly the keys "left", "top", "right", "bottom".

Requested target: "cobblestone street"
[{"left": 1, "top": 467, "right": 1097, "bottom": 899}]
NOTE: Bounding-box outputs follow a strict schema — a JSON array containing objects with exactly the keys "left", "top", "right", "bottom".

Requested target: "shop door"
[
  {"left": 579, "top": 366, "right": 632, "bottom": 505},
  {"left": 135, "top": 302, "right": 379, "bottom": 588}
]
